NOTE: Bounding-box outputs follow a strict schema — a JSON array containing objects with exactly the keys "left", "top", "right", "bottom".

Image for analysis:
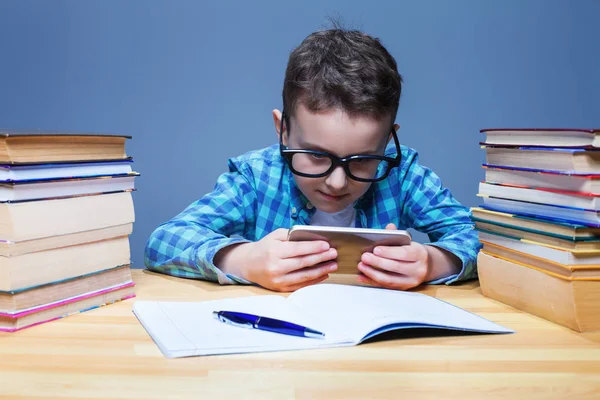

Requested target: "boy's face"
[{"left": 274, "top": 104, "right": 397, "bottom": 214}]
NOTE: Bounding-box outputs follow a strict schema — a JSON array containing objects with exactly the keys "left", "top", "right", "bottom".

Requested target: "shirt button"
[
  {"left": 291, "top": 207, "right": 297, "bottom": 214},
  {"left": 306, "top": 203, "right": 314, "bottom": 210}
]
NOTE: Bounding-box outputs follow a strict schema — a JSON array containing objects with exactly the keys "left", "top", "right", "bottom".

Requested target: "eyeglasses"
[{"left": 279, "top": 113, "right": 401, "bottom": 183}]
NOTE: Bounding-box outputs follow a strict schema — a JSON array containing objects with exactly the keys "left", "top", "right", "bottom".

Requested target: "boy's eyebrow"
[{"left": 297, "top": 139, "right": 382, "bottom": 156}]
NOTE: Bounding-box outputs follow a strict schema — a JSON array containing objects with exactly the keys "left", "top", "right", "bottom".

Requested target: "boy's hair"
[{"left": 283, "top": 27, "right": 403, "bottom": 122}]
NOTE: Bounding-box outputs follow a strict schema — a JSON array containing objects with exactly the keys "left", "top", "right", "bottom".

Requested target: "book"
[
  {"left": 480, "top": 241, "right": 600, "bottom": 280},
  {"left": 485, "top": 147, "right": 600, "bottom": 173},
  {"left": 0, "top": 264, "right": 132, "bottom": 312},
  {"left": 0, "top": 282, "right": 135, "bottom": 332},
  {"left": 132, "top": 283, "right": 513, "bottom": 358},
  {"left": 0, "top": 191, "right": 134, "bottom": 242},
  {"left": 483, "top": 166, "right": 600, "bottom": 194},
  {"left": 0, "top": 159, "right": 134, "bottom": 182},
  {"left": 480, "top": 197, "right": 600, "bottom": 227},
  {"left": 470, "top": 207, "right": 600, "bottom": 240},
  {"left": 474, "top": 220, "right": 600, "bottom": 251},
  {"left": 477, "top": 227, "right": 600, "bottom": 255},
  {"left": 480, "top": 128, "right": 600, "bottom": 148},
  {"left": 0, "top": 130, "right": 131, "bottom": 163},
  {"left": 0, "top": 129, "right": 139, "bottom": 333},
  {"left": 0, "top": 174, "right": 138, "bottom": 202},
  {"left": 477, "top": 231, "right": 600, "bottom": 265},
  {"left": 477, "top": 252, "right": 600, "bottom": 332},
  {"left": 0, "top": 235, "right": 131, "bottom": 291},
  {"left": 0, "top": 223, "right": 132, "bottom": 257},
  {"left": 478, "top": 182, "right": 600, "bottom": 211}
]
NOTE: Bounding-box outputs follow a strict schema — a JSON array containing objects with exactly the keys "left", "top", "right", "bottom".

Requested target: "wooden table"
[{"left": 1, "top": 270, "right": 599, "bottom": 399}]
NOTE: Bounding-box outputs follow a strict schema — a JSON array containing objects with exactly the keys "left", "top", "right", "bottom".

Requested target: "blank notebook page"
[
  {"left": 286, "top": 284, "right": 511, "bottom": 343},
  {"left": 133, "top": 295, "right": 352, "bottom": 357}
]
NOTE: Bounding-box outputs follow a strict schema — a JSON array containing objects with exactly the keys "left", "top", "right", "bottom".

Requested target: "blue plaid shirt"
[{"left": 144, "top": 144, "right": 480, "bottom": 285}]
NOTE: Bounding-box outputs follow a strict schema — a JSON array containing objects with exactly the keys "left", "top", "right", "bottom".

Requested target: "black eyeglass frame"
[{"left": 279, "top": 112, "right": 402, "bottom": 183}]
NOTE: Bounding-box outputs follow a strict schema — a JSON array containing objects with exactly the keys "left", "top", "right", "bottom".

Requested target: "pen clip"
[{"left": 213, "top": 311, "right": 256, "bottom": 329}]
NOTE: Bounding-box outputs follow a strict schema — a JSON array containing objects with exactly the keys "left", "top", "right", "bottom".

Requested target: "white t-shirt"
[{"left": 309, "top": 203, "right": 356, "bottom": 227}]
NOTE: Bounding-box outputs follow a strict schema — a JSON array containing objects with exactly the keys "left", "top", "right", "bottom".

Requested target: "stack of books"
[
  {"left": 473, "top": 128, "right": 600, "bottom": 332},
  {"left": 0, "top": 131, "right": 138, "bottom": 332}
]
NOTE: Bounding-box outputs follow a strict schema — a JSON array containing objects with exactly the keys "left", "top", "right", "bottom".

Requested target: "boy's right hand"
[{"left": 216, "top": 229, "right": 338, "bottom": 292}]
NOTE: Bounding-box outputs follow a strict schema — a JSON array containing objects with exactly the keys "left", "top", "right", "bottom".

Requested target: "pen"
[{"left": 213, "top": 311, "right": 325, "bottom": 339}]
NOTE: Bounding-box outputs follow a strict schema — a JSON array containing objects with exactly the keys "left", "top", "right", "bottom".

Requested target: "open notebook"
[{"left": 133, "top": 284, "right": 513, "bottom": 358}]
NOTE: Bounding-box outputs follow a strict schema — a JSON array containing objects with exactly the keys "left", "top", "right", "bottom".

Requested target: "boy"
[{"left": 144, "top": 27, "right": 480, "bottom": 292}]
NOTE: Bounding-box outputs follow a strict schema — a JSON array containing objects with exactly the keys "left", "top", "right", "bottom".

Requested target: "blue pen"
[{"left": 213, "top": 311, "right": 325, "bottom": 339}]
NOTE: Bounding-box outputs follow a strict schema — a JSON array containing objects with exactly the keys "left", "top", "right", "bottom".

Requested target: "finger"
[
  {"left": 357, "top": 262, "right": 419, "bottom": 290},
  {"left": 361, "top": 251, "right": 414, "bottom": 275},
  {"left": 363, "top": 251, "right": 428, "bottom": 283},
  {"left": 276, "top": 261, "right": 338, "bottom": 286},
  {"left": 385, "top": 223, "right": 397, "bottom": 230},
  {"left": 279, "top": 247, "right": 338, "bottom": 273},
  {"left": 281, "top": 274, "right": 330, "bottom": 292},
  {"left": 268, "top": 228, "right": 291, "bottom": 241},
  {"left": 280, "top": 240, "right": 331, "bottom": 258},
  {"left": 357, "top": 273, "right": 379, "bottom": 287},
  {"left": 373, "top": 243, "right": 421, "bottom": 262}
]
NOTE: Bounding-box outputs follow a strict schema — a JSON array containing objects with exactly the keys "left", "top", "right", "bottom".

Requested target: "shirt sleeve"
[
  {"left": 398, "top": 151, "right": 481, "bottom": 284},
  {"left": 143, "top": 167, "right": 257, "bottom": 285}
]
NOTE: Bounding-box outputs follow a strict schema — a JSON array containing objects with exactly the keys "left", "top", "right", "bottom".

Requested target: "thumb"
[
  {"left": 269, "top": 228, "right": 290, "bottom": 241},
  {"left": 385, "top": 223, "right": 397, "bottom": 230}
]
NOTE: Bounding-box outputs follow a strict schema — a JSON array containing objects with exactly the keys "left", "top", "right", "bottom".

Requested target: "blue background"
[{"left": 1, "top": 0, "right": 598, "bottom": 269}]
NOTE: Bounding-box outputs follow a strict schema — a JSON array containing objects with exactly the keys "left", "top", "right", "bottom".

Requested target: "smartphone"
[{"left": 287, "top": 225, "right": 412, "bottom": 274}]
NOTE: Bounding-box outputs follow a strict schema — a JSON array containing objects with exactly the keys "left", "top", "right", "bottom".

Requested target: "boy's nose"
[{"left": 325, "top": 166, "right": 348, "bottom": 191}]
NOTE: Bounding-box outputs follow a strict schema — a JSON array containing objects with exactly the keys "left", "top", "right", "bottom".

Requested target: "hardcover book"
[
  {"left": 0, "top": 130, "right": 131, "bottom": 163},
  {"left": 480, "top": 128, "right": 600, "bottom": 148}
]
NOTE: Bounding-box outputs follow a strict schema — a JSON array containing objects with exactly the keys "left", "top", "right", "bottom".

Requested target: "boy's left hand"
[{"left": 357, "top": 223, "right": 460, "bottom": 290}]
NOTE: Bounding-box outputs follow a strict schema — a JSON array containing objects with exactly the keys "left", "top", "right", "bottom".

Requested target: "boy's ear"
[
  {"left": 272, "top": 109, "right": 286, "bottom": 143},
  {"left": 388, "top": 124, "right": 400, "bottom": 143}
]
